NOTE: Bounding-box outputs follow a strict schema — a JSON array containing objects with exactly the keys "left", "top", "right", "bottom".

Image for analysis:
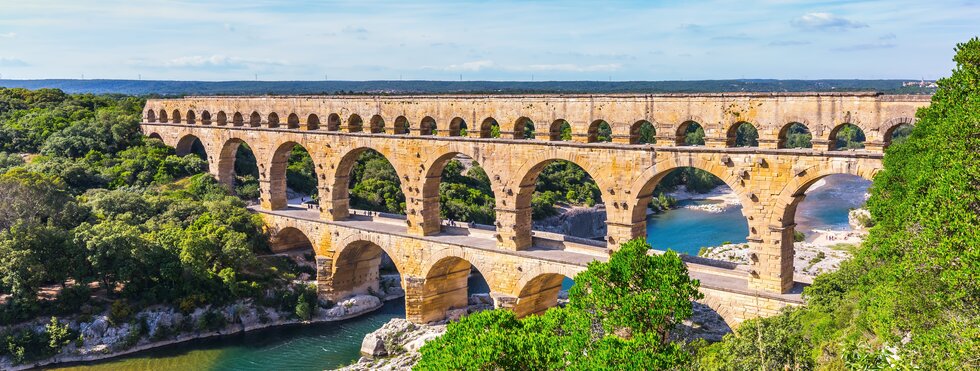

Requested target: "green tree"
[{"left": 73, "top": 220, "right": 145, "bottom": 297}]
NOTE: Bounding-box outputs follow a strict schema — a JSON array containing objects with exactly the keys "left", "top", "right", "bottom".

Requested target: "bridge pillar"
[
  {"left": 319, "top": 183, "right": 349, "bottom": 221},
  {"left": 495, "top": 206, "right": 533, "bottom": 250},
  {"left": 747, "top": 223, "right": 796, "bottom": 293},
  {"left": 261, "top": 158, "right": 289, "bottom": 210},
  {"left": 571, "top": 132, "right": 590, "bottom": 143},
  {"left": 812, "top": 139, "right": 833, "bottom": 151},
  {"left": 407, "top": 193, "right": 442, "bottom": 236},
  {"left": 605, "top": 221, "right": 646, "bottom": 249},
  {"left": 864, "top": 140, "right": 885, "bottom": 153},
  {"left": 611, "top": 134, "right": 631, "bottom": 144},
  {"left": 757, "top": 138, "right": 779, "bottom": 149}
]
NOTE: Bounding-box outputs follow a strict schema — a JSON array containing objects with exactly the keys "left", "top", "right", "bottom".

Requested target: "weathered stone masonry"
[{"left": 140, "top": 93, "right": 929, "bottom": 326}]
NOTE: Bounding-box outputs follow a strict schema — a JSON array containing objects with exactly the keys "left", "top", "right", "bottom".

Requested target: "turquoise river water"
[{"left": 48, "top": 175, "right": 869, "bottom": 371}]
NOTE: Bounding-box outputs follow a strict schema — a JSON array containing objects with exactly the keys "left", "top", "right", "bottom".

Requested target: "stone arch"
[
  {"left": 449, "top": 117, "right": 466, "bottom": 137},
  {"left": 480, "top": 117, "right": 499, "bottom": 138},
  {"left": 419, "top": 150, "right": 498, "bottom": 234},
  {"left": 676, "top": 120, "right": 704, "bottom": 146},
  {"left": 883, "top": 117, "right": 915, "bottom": 147},
  {"left": 514, "top": 117, "right": 535, "bottom": 139},
  {"left": 828, "top": 123, "right": 866, "bottom": 150},
  {"left": 369, "top": 115, "right": 385, "bottom": 133},
  {"left": 769, "top": 162, "right": 877, "bottom": 228},
  {"left": 147, "top": 132, "right": 163, "bottom": 141},
  {"left": 269, "top": 226, "right": 314, "bottom": 253},
  {"left": 215, "top": 111, "right": 227, "bottom": 126},
  {"left": 777, "top": 122, "right": 812, "bottom": 149},
  {"left": 267, "top": 140, "right": 319, "bottom": 210},
  {"left": 158, "top": 109, "right": 168, "bottom": 123},
  {"left": 420, "top": 256, "right": 477, "bottom": 323},
  {"left": 630, "top": 120, "right": 656, "bottom": 144},
  {"left": 185, "top": 110, "right": 196, "bottom": 125},
  {"left": 171, "top": 109, "right": 182, "bottom": 124},
  {"left": 216, "top": 137, "right": 254, "bottom": 189},
  {"left": 306, "top": 114, "right": 320, "bottom": 130},
  {"left": 329, "top": 146, "right": 407, "bottom": 220},
  {"left": 549, "top": 119, "right": 571, "bottom": 141},
  {"left": 249, "top": 111, "right": 262, "bottom": 127},
  {"left": 175, "top": 134, "right": 206, "bottom": 158},
  {"left": 587, "top": 119, "right": 612, "bottom": 143},
  {"left": 146, "top": 110, "right": 157, "bottom": 122},
  {"left": 287, "top": 113, "right": 300, "bottom": 129},
  {"left": 232, "top": 112, "right": 244, "bottom": 126},
  {"left": 328, "top": 239, "right": 404, "bottom": 302},
  {"left": 513, "top": 272, "right": 572, "bottom": 318},
  {"left": 267, "top": 112, "right": 280, "bottom": 128},
  {"left": 420, "top": 116, "right": 437, "bottom": 135},
  {"left": 394, "top": 116, "right": 410, "bottom": 134},
  {"left": 726, "top": 121, "right": 759, "bottom": 147},
  {"left": 348, "top": 114, "right": 363, "bottom": 132},
  {"left": 327, "top": 113, "right": 341, "bottom": 131},
  {"left": 200, "top": 111, "right": 212, "bottom": 125}
]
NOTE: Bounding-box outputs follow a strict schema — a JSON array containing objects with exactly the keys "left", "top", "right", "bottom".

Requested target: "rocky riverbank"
[{"left": 1, "top": 277, "right": 406, "bottom": 371}]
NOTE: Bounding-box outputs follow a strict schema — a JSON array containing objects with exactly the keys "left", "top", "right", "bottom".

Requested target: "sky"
[{"left": 0, "top": 0, "right": 977, "bottom": 81}]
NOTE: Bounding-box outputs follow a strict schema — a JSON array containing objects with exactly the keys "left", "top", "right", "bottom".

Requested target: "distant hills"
[{"left": 0, "top": 79, "right": 935, "bottom": 96}]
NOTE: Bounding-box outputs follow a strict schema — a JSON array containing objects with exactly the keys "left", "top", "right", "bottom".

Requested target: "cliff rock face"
[{"left": 534, "top": 205, "right": 607, "bottom": 239}]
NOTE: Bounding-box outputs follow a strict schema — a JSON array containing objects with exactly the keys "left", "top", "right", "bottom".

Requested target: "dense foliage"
[
  {"left": 697, "top": 38, "right": 980, "bottom": 369},
  {"left": 416, "top": 239, "right": 703, "bottom": 369}
]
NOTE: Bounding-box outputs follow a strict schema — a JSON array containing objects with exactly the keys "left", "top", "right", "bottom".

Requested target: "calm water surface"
[{"left": 48, "top": 175, "right": 868, "bottom": 371}]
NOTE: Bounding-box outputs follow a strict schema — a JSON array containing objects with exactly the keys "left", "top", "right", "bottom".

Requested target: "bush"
[
  {"left": 109, "top": 300, "right": 134, "bottom": 325},
  {"left": 793, "top": 230, "right": 806, "bottom": 242},
  {"left": 295, "top": 296, "right": 312, "bottom": 321}
]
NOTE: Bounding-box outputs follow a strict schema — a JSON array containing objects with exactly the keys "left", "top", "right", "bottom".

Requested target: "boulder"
[{"left": 360, "top": 332, "right": 387, "bottom": 358}]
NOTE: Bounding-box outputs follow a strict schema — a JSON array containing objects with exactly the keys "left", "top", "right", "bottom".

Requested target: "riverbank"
[
  {"left": 666, "top": 185, "right": 741, "bottom": 213},
  {"left": 1, "top": 277, "right": 406, "bottom": 371}
]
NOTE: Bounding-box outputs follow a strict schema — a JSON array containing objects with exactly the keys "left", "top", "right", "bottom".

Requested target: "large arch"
[
  {"left": 327, "top": 146, "right": 407, "bottom": 221},
  {"left": 513, "top": 272, "right": 571, "bottom": 318},
  {"left": 726, "top": 121, "right": 759, "bottom": 147},
  {"left": 269, "top": 226, "right": 314, "bottom": 253},
  {"left": 329, "top": 240, "right": 403, "bottom": 303},
  {"left": 175, "top": 134, "right": 207, "bottom": 159},
  {"left": 420, "top": 256, "right": 477, "bottom": 323},
  {"left": 419, "top": 150, "right": 498, "bottom": 234},
  {"left": 215, "top": 137, "right": 256, "bottom": 190}
]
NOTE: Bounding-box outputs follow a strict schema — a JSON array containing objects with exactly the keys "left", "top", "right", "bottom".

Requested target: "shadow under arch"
[
  {"left": 331, "top": 146, "right": 407, "bottom": 219},
  {"left": 216, "top": 137, "right": 256, "bottom": 190},
  {"left": 146, "top": 132, "right": 163, "bottom": 141},
  {"left": 549, "top": 119, "right": 571, "bottom": 141},
  {"left": 269, "top": 226, "right": 314, "bottom": 253},
  {"left": 330, "top": 239, "right": 404, "bottom": 306},
  {"left": 175, "top": 133, "right": 208, "bottom": 161},
  {"left": 267, "top": 140, "right": 319, "bottom": 210},
  {"left": 479, "top": 117, "right": 499, "bottom": 138},
  {"left": 828, "top": 123, "right": 866, "bottom": 150},
  {"left": 630, "top": 120, "right": 656, "bottom": 144},
  {"left": 675, "top": 120, "right": 704, "bottom": 146},
  {"left": 725, "top": 121, "right": 759, "bottom": 147},
  {"left": 513, "top": 272, "right": 572, "bottom": 318},
  {"left": 420, "top": 150, "right": 498, "bottom": 232},
  {"left": 512, "top": 156, "right": 611, "bottom": 245},
  {"left": 778, "top": 122, "right": 812, "bottom": 149},
  {"left": 146, "top": 110, "right": 157, "bottom": 122},
  {"left": 420, "top": 255, "right": 489, "bottom": 323}
]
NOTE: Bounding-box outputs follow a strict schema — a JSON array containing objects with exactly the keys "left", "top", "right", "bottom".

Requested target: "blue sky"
[{"left": 0, "top": 0, "right": 977, "bottom": 81}]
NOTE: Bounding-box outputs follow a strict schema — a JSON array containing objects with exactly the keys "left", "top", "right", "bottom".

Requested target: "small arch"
[
  {"left": 348, "top": 114, "right": 364, "bottom": 132},
  {"left": 420, "top": 116, "right": 437, "bottom": 135},
  {"left": 514, "top": 273, "right": 571, "bottom": 318},
  {"left": 829, "top": 123, "right": 866, "bottom": 150},
  {"left": 147, "top": 132, "right": 163, "bottom": 141},
  {"left": 449, "top": 117, "right": 466, "bottom": 137},
  {"left": 515, "top": 117, "right": 535, "bottom": 139},
  {"left": 883, "top": 122, "right": 914, "bottom": 147},
  {"left": 200, "top": 111, "right": 212, "bottom": 125},
  {"left": 630, "top": 120, "right": 656, "bottom": 144},
  {"left": 587, "top": 120, "right": 612, "bottom": 143},
  {"left": 185, "top": 110, "right": 196, "bottom": 125},
  {"left": 171, "top": 109, "right": 182, "bottom": 124},
  {"left": 267, "top": 112, "right": 280, "bottom": 128},
  {"left": 327, "top": 113, "right": 341, "bottom": 131},
  {"left": 331, "top": 240, "right": 403, "bottom": 303},
  {"left": 393, "top": 116, "right": 410, "bottom": 134},
  {"left": 249, "top": 112, "right": 261, "bottom": 127},
  {"left": 676, "top": 121, "right": 705, "bottom": 146},
  {"left": 549, "top": 119, "right": 572, "bottom": 141},
  {"left": 269, "top": 227, "right": 314, "bottom": 253},
  {"left": 158, "top": 110, "right": 168, "bottom": 123},
  {"left": 726, "top": 121, "right": 759, "bottom": 147},
  {"left": 146, "top": 110, "right": 156, "bottom": 123},
  {"left": 480, "top": 118, "right": 500, "bottom": 138},
  {"left": 778, "top": 122, "right": 812, "bottom": 149},
  {"left": 287, "top": 113, "right": 300, "bottom": 129},
  {"left": 232, "top": 112, "right": 244, "bottom": 126},
  {"left": 306, "top": 114, "right": 320, "bottom": 130},
  {"left": 215, "top": 111, "right": 227, "bottom": 126},
  {"left": 369, "top": 115, "right": 385, "bottom": 133}
]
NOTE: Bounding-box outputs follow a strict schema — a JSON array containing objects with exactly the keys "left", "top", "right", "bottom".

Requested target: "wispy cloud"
[
  {"left": 791, "top": 12, "right": 867, "bottom": 31},
  {"left": 133, "top": 55, "right": 288, "bottom": 70},
  {"left": 0, "top": 32, "right": 16, "bottom": 39},
  {"left": 769, "top": 40, "right": 811, "bottom": 46},
  {"left": 0, "top": 57, "right": 29, "bottom": 67},
  {"left": 445, "top": 60, "right": 494, "bottom": 71}
]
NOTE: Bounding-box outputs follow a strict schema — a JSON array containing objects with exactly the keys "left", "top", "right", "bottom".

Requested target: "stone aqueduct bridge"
[{"left": 140, "top": 93, "right": 929, "bottom": 325}]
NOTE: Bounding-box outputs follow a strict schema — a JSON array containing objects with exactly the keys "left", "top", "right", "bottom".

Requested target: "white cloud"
[
  {"left": 791, "top": 12, "right": 867, "bottom": 31},
  {"left": 0, "top": 32, "right": 16, "bottom": 39},
  {"left": 445, "top": 60, "right": 495, "bottom": 71},
  {"left": 0, "top": 57, "right": 29, "bottom": 67},
  {"left": 522, "top": 63, "right": 622, "bottom": 72}
]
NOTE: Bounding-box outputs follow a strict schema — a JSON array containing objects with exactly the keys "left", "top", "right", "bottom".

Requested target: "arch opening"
[
  {"left": 521, "top": 160, "right": 605, "bottom": 241},
  {"left": 347, "top": 114, "right": 363, "bottom": 132},
  {"left": 778, "top": 123, "right": 812, "bottom": 149},
  {"left": 287, "top": 113, "right": 300, "bottom": 129},
  {"left": 268, "top": 142, "right": 319, "bottom": 210},
  {"left": 331, "top": 240, "right": 404, "bottom": 310},
  {"left": 588, "top": 120, "right": 612, "bottom": 143},
  {"left": 393, "top": 116, "right": 410, "bottom": 135},
  {"left": 269, "top": 227, "right": 314, "bottom": 254},
  {"left": 515, "top": 117, "right": 535, "bottom": 139},
  {"left": 185, "top": 110, "right": 196, "bottom": 125},
  {"left": 201, "top": 111, "right": 212, "bottom": 125},
  {"left": 480, "top": 118, "right": 500, "bottom": 138},
  {"left": 426, "top": 153, "right": 497, "bottom": 227},
  {"left": 171, "top": 109, "right": 182, "bottom": 124},
  {"left": 147, "top": 132, "right": 163, "bottom": 141},
  {"left": 232, "top": 112, "right": 244, "bottom": 126},
  {"left": 158, "top": 110, "right": 168, "bottom": 123},
  {"left": 676, "top": 121, "right": 705, "bottom": 146},
  {"left": 514, "top": 273, "right": 574, "bottom": 318},
  {"left": 727, "top": 122, "right": 759, "bottom": 147},
  {"left": 175, "top": 134, "right": 208, "bottom": 170},
  {"left": 306, "top": 114, "right": 320, "bottom": 130},
  {"left": 369, "top": 115, "right": 385, "bottom": 133},
  {"left": 884, "top": 123, "right": 914, "bottom": 147},
  {"left": 549, "top": 119, "right": 572, "bottom": 141},
  {"left": 339, "top": 149, "right": 405, "bottom": 215},
  {"left": 631, "top": 120, "right": 656, "bottom": 144},
  {"left": 217, "top": 139, "right": 260, "bottom": 201},
  {"left": 267, "top": 112, "right": 280, "bottom": 128},
  {"left": 327, "top": 113, "right": 341, "bottom": 131},
  {"left": 215, "top": 111, "right": 227, "bottom": 126},
  {"left": 146, "top": 110, "right": 156, "bottom": 122},
  {"left": 420, "top": 116, "right": 437, "bottom": 135},
  {"left": 249, "top": 112, "right": 261, "bottom": 127},
  {"left": 421, "top": 256, "right": 491, "bottom": 323},
  {"left": 449, "top": 117, "right": 466, "bottom": 137},
  {"left": 830, "top": 123, "right": 866, "bottom": 150}
]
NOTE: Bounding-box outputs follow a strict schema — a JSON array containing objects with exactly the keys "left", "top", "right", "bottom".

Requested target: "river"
[{"left": 46, "top": 174, "right": 869, "bottom": 371}]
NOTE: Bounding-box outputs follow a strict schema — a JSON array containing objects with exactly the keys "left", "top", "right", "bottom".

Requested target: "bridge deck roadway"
[{"left": 253, "top": 200, "right": 805, "bottom": 306}]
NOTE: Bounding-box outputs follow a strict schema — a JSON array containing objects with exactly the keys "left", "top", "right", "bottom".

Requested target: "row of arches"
[{"left": 147, "top": 109, "right": 914, "bottom": 149}]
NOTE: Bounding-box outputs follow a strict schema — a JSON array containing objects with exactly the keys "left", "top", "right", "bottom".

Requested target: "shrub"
[{"left": 109, "top": 300, "right": 134, "bottom": 325}]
